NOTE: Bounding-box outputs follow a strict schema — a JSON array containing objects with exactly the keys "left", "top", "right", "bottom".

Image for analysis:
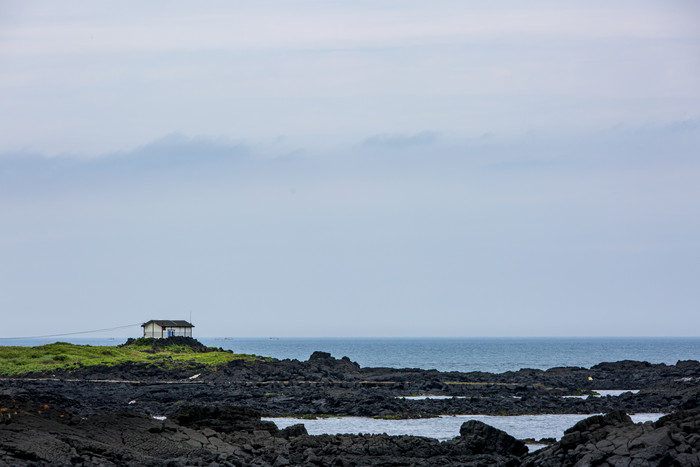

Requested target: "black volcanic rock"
[
  {"left": 170, "top": 405, "right": 278, "bottom": 434},
  {"left": 4, "top": 355, "right": 700, "bottom": 465},
  {"left": 12, "top": 399, "right": 696, "bottom": 467},
  {"left": 4, "top": 356, "right": 700, "bottom": 419},
  {"left": 309, "top": 351, "right": 332, "bottom": 360},
  {"left": 522, "top": 409, "right": 700, "bottom": 466},
  {"left": 279, "top": 423, "right": 308, "bottom": 438},
  {"left": 459, "top": 420, "right": 528, "bottom": 456},
  {"left": 120, "top": 336, "right": 222, "bottom": 353},
  {"left": 0, "top": 398, "right": 526, "bottom": 466}
]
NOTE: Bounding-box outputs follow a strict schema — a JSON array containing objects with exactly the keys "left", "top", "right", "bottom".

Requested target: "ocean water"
[
  {"left": 203, "top": 337, "right": 700, "bottom": 372},
  {"left": 263, "top": 413, "right": 664, "bottom": 442},
  {"left": 2, "top": 337, "right": 699, "bottom": 373}
]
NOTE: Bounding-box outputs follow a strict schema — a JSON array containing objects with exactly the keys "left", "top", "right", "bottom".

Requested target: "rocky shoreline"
[{"left": 2, "top": 339, "right": 700, "bottom": 465}]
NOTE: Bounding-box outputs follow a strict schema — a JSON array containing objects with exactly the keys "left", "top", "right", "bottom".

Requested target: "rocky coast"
[{"left": 1, "top": 338, "right": 699, "bottom": 465}]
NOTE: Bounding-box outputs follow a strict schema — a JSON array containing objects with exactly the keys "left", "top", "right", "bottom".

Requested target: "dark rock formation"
[
  {"left": 170, "top": 405, "right": 279, "bottom": 434},
  {"left": 522, "top": 409, "right": 700, "bottom": 466},
  {"left": 120, "top": 336, "right": 225, "bottom": 353},
  {"left": 0, "top": 397, "right": 526, "bottom": 466},
  {"left": 459, "top": 420, "right": 528, "bottom": 457},
  {"left": 5, "top": 352, "right": 700, "bottom": 420},
  {"left": 4, "top": 350, "right": 700, "bottom": 464},
  {"left": 4, "top": 394, "right": 699, "bottom": 466},
  {"left": 3, "top": 375, "right": 700, "bottom": 466}
]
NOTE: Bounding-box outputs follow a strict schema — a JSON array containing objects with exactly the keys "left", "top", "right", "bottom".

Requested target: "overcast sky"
[{"left": 1, "top": 1, "right": 699, "bottom": 338}]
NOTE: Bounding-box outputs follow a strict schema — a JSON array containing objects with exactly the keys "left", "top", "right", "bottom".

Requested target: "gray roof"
[{"left": 141, "top": 320, "right": 194, "bottom": 328}]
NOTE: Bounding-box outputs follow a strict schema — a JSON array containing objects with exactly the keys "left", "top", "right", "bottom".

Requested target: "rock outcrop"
[
  {"left": 3, "top": 349, "right": 700, "bottom": 465},
  {"left": 4, "top": 396, "right": 699, "bottom": 466},
  {"left": 4, "top": 354, "right": 699, "bottom": 419},
  {"left": 459, "top": 420, "right": 528, "bottom": 457},
  {"left": 0, "top": 396, "right": 527, "bottom": 466},
  {"left": 3, "top": 388, "right": 700, "bottom": 465},
  {"left": 522, "top": 409, "right": 700, "bottom": 466}
]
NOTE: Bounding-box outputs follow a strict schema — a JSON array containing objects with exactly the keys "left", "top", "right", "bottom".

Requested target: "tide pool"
[{"left": 264, "top": 413, "right": 665, "bottom": 442}]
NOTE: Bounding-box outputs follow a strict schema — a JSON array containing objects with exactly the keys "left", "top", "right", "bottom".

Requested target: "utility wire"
[{"left": 2, "top": 323, "right": 143, "bottom": 340}]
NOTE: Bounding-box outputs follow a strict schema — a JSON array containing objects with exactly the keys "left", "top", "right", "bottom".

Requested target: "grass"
[
  {"left": 0, "top": 340, "right": 269, "bottom": 376},
  {"left": 294, "top": 414, "right": 339, "bottom": 420}
]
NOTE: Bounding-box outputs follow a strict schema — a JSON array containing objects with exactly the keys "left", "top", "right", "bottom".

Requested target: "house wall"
[
  {"left": 143, "top": 322, "right": 162, "bottom": 338},
  {"left": 142, "top": 323, "right": 193, "bottom": 338},
  {"left": 161, "top": 326, "right": 192, "bottom": 337}
]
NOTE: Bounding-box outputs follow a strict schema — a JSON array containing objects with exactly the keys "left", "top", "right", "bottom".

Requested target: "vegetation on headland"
[{"left": 0, "top": 337, "right": 270, "bottom": 376}]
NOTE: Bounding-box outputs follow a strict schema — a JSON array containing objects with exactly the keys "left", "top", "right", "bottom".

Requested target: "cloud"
[
  {"left": 1, "top": 123, "right": 699, "bottom": 337},
  {"left": 2, "top": 1, "right": 700, "bottom": 337},
  {"left": 3, "top": 2, "right": 698, "bottom": 156},
  {"left": 2, "top": 121, "right": 698, "bottom": 182},
  {"left": 0, "top": 132, "right": 253, "bottom": 199},
  {"left": 0, "top": 132, "right": 248, "bottom": 170},
  {"left": 362, "top": 131, "right": 439, "bottom": 149},
  {"left": 106, "top": 132, "right": 249, "bottom": 169}
]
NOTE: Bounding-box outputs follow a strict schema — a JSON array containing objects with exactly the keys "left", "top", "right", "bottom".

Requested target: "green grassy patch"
[
  {"left": 372, "top": 414, "right": 401, "bottom": 420},
  {"left": 294, "top": 414, "right": 339, "bottom": 420},
  {"left": 0, "top": 340, "right": 267, "bottom": 376}
]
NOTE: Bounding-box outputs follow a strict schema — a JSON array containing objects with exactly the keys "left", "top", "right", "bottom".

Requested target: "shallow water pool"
[{"left": 264, "top": 413, "right": 664, "bottom": 442}]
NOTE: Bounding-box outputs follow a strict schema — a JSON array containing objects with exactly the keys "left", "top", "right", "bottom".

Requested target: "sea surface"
[
  {"left": 203, "top": 337, "right": 700, "bottom": 373},
  {"left": 2, "top": 337, "right": 699, "bottom": 373}
]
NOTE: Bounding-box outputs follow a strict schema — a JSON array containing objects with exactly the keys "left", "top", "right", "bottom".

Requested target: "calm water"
[
  {"left": 2, "top": 336, "right": 699, "bottom": 373},
  {"left": 203, "top": 337, "right": 700, "bottom": 372},
  {"left": 264, "top": 413, "right": 664, "bottom": 442}
]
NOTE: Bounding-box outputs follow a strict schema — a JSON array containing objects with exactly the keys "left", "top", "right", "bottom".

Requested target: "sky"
[{"left": 1, "top": 1, "right": 699, "bottom": 338}]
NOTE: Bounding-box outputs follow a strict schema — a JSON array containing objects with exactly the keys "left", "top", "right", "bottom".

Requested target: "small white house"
[{"left": 141, "top": 320, "right": 194, "bottom": 338}]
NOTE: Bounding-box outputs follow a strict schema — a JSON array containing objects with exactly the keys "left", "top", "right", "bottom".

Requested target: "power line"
[{"left": 2, "top": 323, "right": 143, "bottom": 340}]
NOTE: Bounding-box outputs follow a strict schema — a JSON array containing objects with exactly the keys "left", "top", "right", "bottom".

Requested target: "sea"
[
  {"left": 202, "top": 337, "right": 700, "bottom": 373},
  {"left": 3, "top": 336, "right": 697, "bottom": 444},
  {"left": 4, "top": 336, "right": 694, "bottom": 374}
]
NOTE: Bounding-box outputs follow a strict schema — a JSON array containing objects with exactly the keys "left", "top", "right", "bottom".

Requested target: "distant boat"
[{"left": 268, "top": 337, "right": 279, "bottom": 340}]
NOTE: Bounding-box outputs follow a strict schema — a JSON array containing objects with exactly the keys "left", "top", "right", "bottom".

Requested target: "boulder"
[
  {"left": 523, "top": 410, "right": 700, "bottom": 466},
  {"left": 279, "top": 423, "right": 308, "bottom": 439},
  {"left": 458, "top": 420, "right": 528, "bottom": 456}
]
